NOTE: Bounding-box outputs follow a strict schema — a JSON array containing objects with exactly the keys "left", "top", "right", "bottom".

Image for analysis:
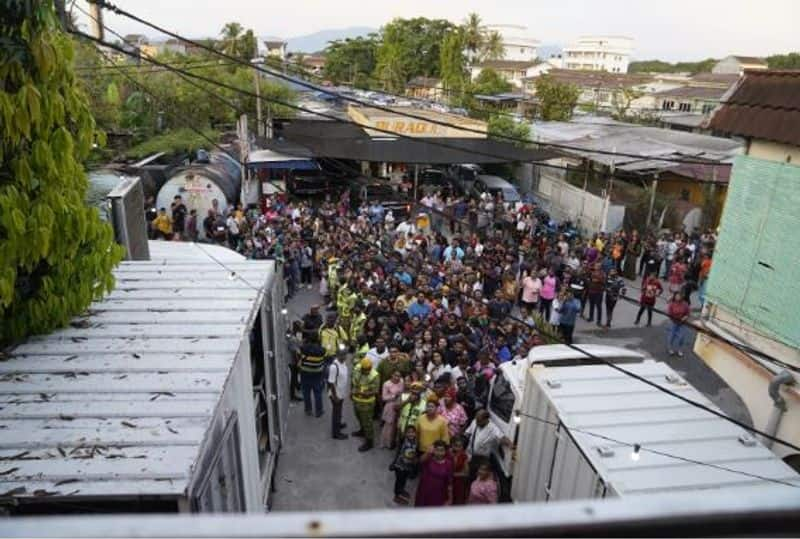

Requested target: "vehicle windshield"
[
  {"left": 489, "top": 371, "right": 515, "bottom": 424},
  {"left": 502, "top": 188, "right": 520, "bottom": 202}
]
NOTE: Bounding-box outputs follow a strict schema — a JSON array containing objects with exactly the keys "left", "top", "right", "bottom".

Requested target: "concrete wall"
[
  {"left": 694, "top": 305, "right": 800, "bottom": 461},
  {"left": 534, "top": 166, "right": 625, "bottom": 233},
  {"left": 748, "top": 140, "right": 800, "bottom": 165}
]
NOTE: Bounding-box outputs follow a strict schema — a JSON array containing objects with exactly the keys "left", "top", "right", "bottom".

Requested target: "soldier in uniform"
[{"left": 351, "top": 358, "right": 380, "bottom": 452}]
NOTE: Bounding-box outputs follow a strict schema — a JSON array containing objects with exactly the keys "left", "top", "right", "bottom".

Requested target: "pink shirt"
[
  {"left": 468, "top": 478, "right": 498, "bottom": 504},
  {"left": 439, "top": 402, "right": 468, "bottom": 438},
  {"left": 521, "top": 276, "right": 542, "bottom": 303},
  {"left": 541, "top": 275, "right": 557, "bottom": 300}
]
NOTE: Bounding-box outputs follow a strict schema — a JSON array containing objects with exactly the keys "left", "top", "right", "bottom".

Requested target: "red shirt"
[
  {"left": 667, "top": 300, "right": 690, "bottom": 324},
  {"left": 640, "top": 279, "right": 663, "bottom": 305}
]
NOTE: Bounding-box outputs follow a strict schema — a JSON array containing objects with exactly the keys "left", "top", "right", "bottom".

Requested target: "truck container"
[
  {"left": 511, "top": 361, "right": 800, "bottom": 502},
  {"left": 488, "top": 344, "right": 647, "bottom": 477},
  {"left": 0, "top": 241, "right": 289, "bottom": 514}
]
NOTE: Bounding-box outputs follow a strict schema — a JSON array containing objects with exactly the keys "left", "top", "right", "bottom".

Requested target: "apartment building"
[{"left": 562, "top": 36, "right": 634, "bottom": 73}]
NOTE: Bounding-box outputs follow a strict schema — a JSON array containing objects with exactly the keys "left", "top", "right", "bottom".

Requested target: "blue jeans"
[
  {"left": 667, "top": 322, "right": 686, "bottom": 352},
  {"left": 698, "top": 279, "right": 708, "bottom": 306},
  {"left": 300, "top": 372, "right": 324, "bottom": 415}
]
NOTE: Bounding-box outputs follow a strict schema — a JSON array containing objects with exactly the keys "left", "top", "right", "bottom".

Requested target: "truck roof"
[
  {"left": 527, "top": 361, "right": 800, "bottom": 495},
  {"left": 0, "top": 241, "right": 273, "bottom": 501},
  {"left": 499, "top": 344, "right": 647, "bottom": 398}
]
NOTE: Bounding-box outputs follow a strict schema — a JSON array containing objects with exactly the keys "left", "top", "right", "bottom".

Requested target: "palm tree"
[
  {"left": 219, "top": 22, "right": 244, "bottom": 57},
  {"left": 480, "top": 30, "right": 505, "bottom": 62},
  {"left": 462, "top": 13, "right": 483, "bottom": 63}
]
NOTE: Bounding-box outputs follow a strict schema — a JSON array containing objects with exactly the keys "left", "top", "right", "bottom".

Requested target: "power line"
[
  {"left": 74, "top": 23, "right": 787, "bottom": 374},
  {"left": 514, "top": 410, "right": 800, "bottom": 490},
  {"left": 84, "top": 0, "right": 731, "bottom": 167}
]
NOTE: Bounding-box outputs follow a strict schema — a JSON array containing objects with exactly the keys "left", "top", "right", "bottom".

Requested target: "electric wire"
[
  {"left": 71, "top": 25, "right": 799, "bottom": 448},
  {"left": 514, "top": 410, "right": 800, "bottom": 489},
  {"left": 83, "top": 0, "right": 731, "bottom": 167}
]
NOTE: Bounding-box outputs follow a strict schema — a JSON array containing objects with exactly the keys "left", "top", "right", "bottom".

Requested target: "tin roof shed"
[
  {"left": 525, "top": 361, "right": 800, "bottom": 496},
  {"left": 0, "top": 241, "right": 274, "bottom": 503}
]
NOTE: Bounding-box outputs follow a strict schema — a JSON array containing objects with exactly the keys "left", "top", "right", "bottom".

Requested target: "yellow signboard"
[{"left": 348, "top": 105, "right": 487, "bottom": 139}]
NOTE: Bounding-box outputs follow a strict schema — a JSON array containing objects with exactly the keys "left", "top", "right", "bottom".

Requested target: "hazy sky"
[{"left": 78, "top": 0, "right": 799, "bottom": 61}]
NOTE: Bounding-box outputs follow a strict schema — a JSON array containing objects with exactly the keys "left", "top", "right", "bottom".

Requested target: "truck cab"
[{"left": 487, "top": 345, "right": 647, "bottom": 479}]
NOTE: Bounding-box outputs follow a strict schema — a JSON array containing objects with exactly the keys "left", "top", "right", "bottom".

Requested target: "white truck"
[
  {"left": 487, "top": 344, "right": 647, "bottom": 478},
  {"left": 506, "top": 359, "right": 800, "bottom": 502}
]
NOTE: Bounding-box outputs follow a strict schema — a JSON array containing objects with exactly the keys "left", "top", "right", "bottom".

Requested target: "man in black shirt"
[{"left": 171, "top": 195, "right": 187, "bottom": 239}]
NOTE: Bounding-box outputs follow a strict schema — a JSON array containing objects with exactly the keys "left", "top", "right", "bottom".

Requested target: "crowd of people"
[{"left": 147, "top": 186, "right": 717, "bottom": 506}]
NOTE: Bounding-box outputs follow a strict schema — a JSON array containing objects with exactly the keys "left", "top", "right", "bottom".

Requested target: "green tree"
[
  {"left": 472, "top": 68, "right": 512, "bottom": 95},
  {"left": 534, "top": 75, "right": 580, "bottom": 120},
  {"left": 1, "top": 1, "right": 123, "bottom": 343},
  {"left": 440, "top": 29, "right": 468, "bottom": 95},
  {"left": 767, "top": 52, "right": 800, "bottom": 69},
  {"left": 629, "top": 58, "right": 717, "bottom": 74},
  {"left": 488, "top": 114, "right": 530, "bottom": 145},
  {"left": 219, "top": 22, "right": 244, "bottom": 55},
  {"left": 373, "top": 17, "right": 455, "bottom": 89},
  {"left": 322, "top": 35, "right": 379, "bottom": 85},
  {"left": 611, "top": 87, "right": 643, "bottom": 120},
  {"left": 462, "top": 12, "right": 483, "bottom": 63},
  {"left": 480, "top": 30, "right": 505, "bottom": 62}
]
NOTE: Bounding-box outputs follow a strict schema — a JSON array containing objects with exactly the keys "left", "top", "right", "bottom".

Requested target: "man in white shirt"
[
  {"left": 464, "top": 410, "right": 513, "bottom": 481},
  {"left": 365, "top": 337, "right": 390, "bottom": 371},
  {"left": 395, "top": 219, "right": 416, "bottom": 237},
  {"left": 327, "top": 351, "right": 349, "bottom": 440}
]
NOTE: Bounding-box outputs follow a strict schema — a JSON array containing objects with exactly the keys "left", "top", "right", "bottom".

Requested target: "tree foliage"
[
  {"left": 766, "top": 52, "right": 800, "bottom": 69},
  {"left": 218, "top": 22, "right": 256, "bottom": 61},
  {"left": 374, "top": 17, "right": 455, "bottom": 91},
  {"left": 629, "top": 58, "right": 717, "bottom": 74},
  {"left": 1, "top": 1, "right": 124, "bottom": 343},
  {"left": 534, "top": 75, "right": 580, "bottom": 121},
  {"left": 439, "top": 29, "right": 468, "bottom": 94},
  {"left": 488, "top": 115, "right": 530, "bottom": 145},
  {"left": 472, "top": 68, "right": 512, "bottom": 95},
  {"left": 322, "top": 35, "right": 379, "bottom": 86}
]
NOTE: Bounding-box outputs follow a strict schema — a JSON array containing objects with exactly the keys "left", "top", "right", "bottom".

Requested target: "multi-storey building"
[
  {"left": 562, "top": 36, "right": 634, "bottom": 73},
  {"left": 484, "top": 24, "right": 540, "bottom": 62}
]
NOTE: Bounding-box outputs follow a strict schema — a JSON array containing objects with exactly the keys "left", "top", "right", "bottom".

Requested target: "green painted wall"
[{"left": 706, "top": 155, "right": 800, "bottom": 348}]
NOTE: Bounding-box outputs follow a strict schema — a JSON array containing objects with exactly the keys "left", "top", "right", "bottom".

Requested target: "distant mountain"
[{"left": 285, "top": 27, "right": 377, "bottom": 53}]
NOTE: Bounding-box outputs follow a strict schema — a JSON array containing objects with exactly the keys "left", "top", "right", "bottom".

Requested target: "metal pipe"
[{"left": 763, "top": 370, "right": 795, "bottom": 448}]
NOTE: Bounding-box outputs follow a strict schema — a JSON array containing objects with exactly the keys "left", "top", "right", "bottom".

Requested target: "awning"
[
  {"left": 274, "top": 120, "right": 558, "bottom": 164},
  {"left": 246, "top": 147, "right": 319, "bottom": 171}
]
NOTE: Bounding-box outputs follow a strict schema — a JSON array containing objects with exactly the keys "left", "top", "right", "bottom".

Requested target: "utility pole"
[
  {"left": 88, "top": 2, "right": 104, "bottom": 40},
  {"left": 252, "top": 58, "right": 263, "bottom": 138}
]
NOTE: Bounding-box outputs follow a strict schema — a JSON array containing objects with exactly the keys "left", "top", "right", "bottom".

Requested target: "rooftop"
[
  {"left": 689, "top": 73, "right": 741, "bottom": 86},
  {"left": 476, "top": 59, "right": 539, "bottom": 70},
  {"left": 730, "top": 55, "right": 768, "bottom": 66},
  {"left": 708, "top": 70, "right": 800, "bottom": 146},
  {"left": 651, "top": 85, "right": 730, "bottom": 100},
  {"left": 530, "top": 69, "right": 653, "bottom": 89},
  {"left": 0, "top": 242, "right": 273, "bottom": 501},
  {"left": 532, "top": 116, "right": 742, "bottom": 175},
  {"left": 529, "top": 362, "right": 800, "bottom": 495}
]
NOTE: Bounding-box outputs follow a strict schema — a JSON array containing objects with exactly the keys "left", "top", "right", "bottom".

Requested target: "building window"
[
  {"left": 520, "top": 47, "right": 525, "bottom": 54},
  {"left": 702, "top": 104, "right": 715, "bottom": 114},
  {"left": 678, "top": 102, "right": 692, "bottom": 112},
  {"left": 662, "top": 100, "right": 675, "bottom": 111}
]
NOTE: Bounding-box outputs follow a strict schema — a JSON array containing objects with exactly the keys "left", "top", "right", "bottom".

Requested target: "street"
[{"left": 270, "top": 277, "right": 751, "bottom": 511}]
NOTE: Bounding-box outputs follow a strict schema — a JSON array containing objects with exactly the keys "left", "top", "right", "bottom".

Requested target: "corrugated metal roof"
[
  {"left": 651, "top": 86, "right": 729, "bottom": 100},
  {"left": 533, "top": 361, "right": 800, "bottom": 495},
  {"left": 708, "top": 70, "right": 800, "bottom": 146},
  {"left": 0, "top": 241, "right": 274, "bottom": 500}
]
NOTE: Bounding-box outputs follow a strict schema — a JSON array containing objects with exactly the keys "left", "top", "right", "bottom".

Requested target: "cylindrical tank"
[{"left": 156, "top": 153, "right": 242, "bottom": 239}]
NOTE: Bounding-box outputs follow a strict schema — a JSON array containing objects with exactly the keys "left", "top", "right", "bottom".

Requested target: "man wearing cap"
[
  {"left": 351, "top": 358, "right": 380, "bottom": 452},
  {"left": 396, "top": 383, "right": 427, "bottom": 444},
  {"left": 319, "top": 314, "right": 342, "bottom": 360}
]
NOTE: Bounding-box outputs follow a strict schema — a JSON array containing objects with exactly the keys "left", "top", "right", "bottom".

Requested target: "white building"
[
  {"left": 484, "top": 24, "right": 540, "bottom": 62},
  {"left": 562, "top": 36, "right": 634, "bottom": 73},
  {"left": 262, "top": 39, "right": 287, "bottom": 61},
  {"left": 712, "top": 55, "right": 768, "bottom": 75}
]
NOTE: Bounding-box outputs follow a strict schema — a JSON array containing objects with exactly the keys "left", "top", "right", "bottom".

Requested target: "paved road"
[{"left": 270, "top": 278, "right": 751, "bottom": 512}]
